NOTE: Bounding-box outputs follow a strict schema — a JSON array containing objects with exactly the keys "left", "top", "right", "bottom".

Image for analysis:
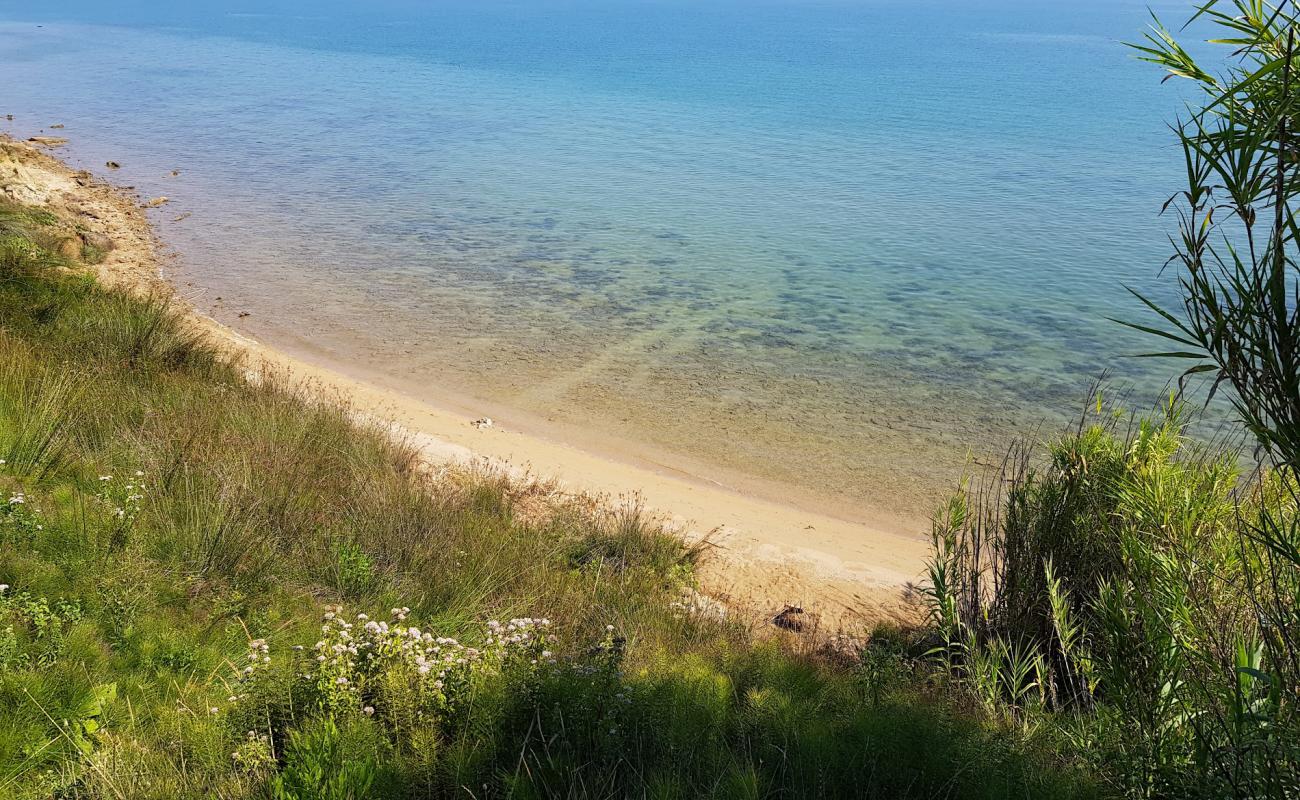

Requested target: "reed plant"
[{"left": 920, "top": 5, "right": 1300, "bottom": 796}]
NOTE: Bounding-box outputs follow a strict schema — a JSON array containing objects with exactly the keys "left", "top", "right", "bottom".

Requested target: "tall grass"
[
  {"left": 923, "top": 397, "right": 1298, "bottom": 797},
  {"left": 0, "top": 197, "right": 1092, "bottom": 797},
  {"left": 919, "top": 6, "right": 1300, "bottom": 797}
]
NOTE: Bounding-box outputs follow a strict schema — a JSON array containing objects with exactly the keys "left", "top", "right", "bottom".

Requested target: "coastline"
[{"left": 1, "top": 134, "right": 929, "bottom": 629}]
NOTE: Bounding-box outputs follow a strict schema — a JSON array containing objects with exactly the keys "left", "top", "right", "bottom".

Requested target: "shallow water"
[{"left": 0, "top": 1, "right": 1205, "bottom": 518}]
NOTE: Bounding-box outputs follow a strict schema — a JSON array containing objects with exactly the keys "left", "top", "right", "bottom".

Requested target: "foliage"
[
  {"left": 1127, "top": 0, "right": 1300, "bottom": 472},
  {"left": 0, "top": 198, "right": 1092, "bottom": 797},
  {"left": 923, "top": 397, "right": 1299, "bottom": 798}
]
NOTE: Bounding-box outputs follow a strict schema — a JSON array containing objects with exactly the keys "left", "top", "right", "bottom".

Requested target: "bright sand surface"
[{"left": 2, "top": 136, "right": 929, "bottom": 630}]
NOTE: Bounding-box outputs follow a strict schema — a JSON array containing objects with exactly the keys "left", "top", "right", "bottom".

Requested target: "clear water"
[{"left": 0, "top": 0, "right": 1202, "bottom": 519}]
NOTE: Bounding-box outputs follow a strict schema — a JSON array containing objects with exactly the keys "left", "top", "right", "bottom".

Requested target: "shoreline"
[{"left": 1, "top": 134, "right": 929, "bottom": 628}]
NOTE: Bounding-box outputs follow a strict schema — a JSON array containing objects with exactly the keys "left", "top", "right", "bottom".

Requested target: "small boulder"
[
  {"left": 105, "top": 161, "right": 121, "bottom": 170},
  {"left": 143, "top": 196, "right": 169, "bottom": 208},
  {"left": 81, "top": 230, "right": 114, "bottom": 253},
  {"left": 772, "top": 605, "right": 808, "bottom": 633},
  {"left": 49, "top": 123, "right": 64, "bottom": 129},
  {"left": 472, "top": 417, "right": 494, "bottom": 430},
  {"left": 58, "top": 237, "right": 82, "bottom": 260},
  {"left": 28, "top": 136, "right": 67, "bottom": 147}
]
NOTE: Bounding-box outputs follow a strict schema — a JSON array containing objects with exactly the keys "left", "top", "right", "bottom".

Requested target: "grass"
[
  {"left": 922, "top": 395, "right": 1299, "bottom": 798},
  {"left": 0, "top": 194, "right": 1096, "bottom": 798}
]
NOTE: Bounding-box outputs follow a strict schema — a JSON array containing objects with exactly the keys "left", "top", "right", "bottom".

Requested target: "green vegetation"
[
  {"left": 0, "top": 193, "right": 1090, "bottom": 798},
  {"left": 916, "top": 4, "right": 1300, "bottom": 798},
  {"left": 6, "top": 4, "right": 1300, "bottom": 797},
  {"left": 923, "top": 399, "right": 1297, "bottom": 798}
]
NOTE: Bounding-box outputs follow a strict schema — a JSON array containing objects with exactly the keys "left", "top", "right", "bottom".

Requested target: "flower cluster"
[
  {"left": 225, "top": 637, "right": 272, "bottom": 706},
  {"left": 1, "top": 490, "right": 44, "bottom": 545},
  {"left": 95, "top": 472, "right": 146, "bottom": 523},
  {"left": 230, "top": 730, "right": 274, "bottom": 774},
  {"left": 227, "top": 605, "right": 557, "bottom": 725}
]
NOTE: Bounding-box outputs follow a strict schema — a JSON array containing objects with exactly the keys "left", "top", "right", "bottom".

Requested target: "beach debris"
[
  {"left": 144, "top": 196, "right": 169, "bottom": 208},
  {"left": 472, "top": 417, "right": 494, "bottom": 430},
  {"left": 237, "top": 311, "right": 251, "bottom": 318},
  {"left": 105, "top": 161, "right": 121, "bottom": 169},
  {"left": 49, "top": 123, "right": 64, "bottom": 129},
  {"left": 173, "top": 211, "right": 192, "bottom": 222},
  {"left": 772, "top": 605, "right": 809, "bottom": 633},
  {"left": 28, "top": 136, "right": 68, "bottom": 147}
]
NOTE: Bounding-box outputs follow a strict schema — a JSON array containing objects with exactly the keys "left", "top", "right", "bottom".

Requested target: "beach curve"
[{"left": 1, "top": 134, "right": 929, "bottom": 631}]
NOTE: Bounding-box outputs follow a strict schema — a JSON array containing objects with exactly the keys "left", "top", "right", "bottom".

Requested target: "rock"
[
  {"left": 5, "top": 115, "right": 13, "bottom": 121},
  {"left": 472, "top": 417, "right": 494, "bottom": 430},
  {"left": 28, "top": 136, "right": 67, "bottom": 147},
  {"left": 237, "top": 311, "right": 250, "bottom": 318},
  {"left": 172, "top": 212, "right": 192, "bottom": 222},
  {"left": 105, "top": 161, "right": 121, "bottom": 170},
  {"left": 168, "top": 170, "right": 180, "bottom": 177},
  {"left": 81, "top": 230, "right": 114, "bottom": 253},
  {"left": 58, "top": 238, "right": 82, "bottom": 260},
  {"left": 143, "top": 196, "right": 169, "bottom": 208},
  {"left": 772, "top": 605, "right": 808, "bottom": 633},
  {"left": 49, "top": 123, "right": 64, "bottom": 129}
]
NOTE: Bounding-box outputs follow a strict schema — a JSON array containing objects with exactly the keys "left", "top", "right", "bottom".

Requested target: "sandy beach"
[{"left": 1, "top": 134, "right": 929, "bottom": 630}]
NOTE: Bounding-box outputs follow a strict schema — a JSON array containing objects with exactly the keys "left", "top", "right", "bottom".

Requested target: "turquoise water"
[{"left": 0, "top": 1, "right": 1201, "bottom": 517}]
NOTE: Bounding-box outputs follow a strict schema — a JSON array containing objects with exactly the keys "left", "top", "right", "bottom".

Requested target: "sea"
[{"left": 0, "top": 0, "right": 1211, "bottom": 520}]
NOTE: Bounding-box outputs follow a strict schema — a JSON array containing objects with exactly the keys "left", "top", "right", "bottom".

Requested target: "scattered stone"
[
  {"left": 49, "top": 123, "right": 64, "bottom": 129},
  {"left": 28, "top": 136, "right": 68, "bottom": 147},
  {"left": 81, "top": 230, "right": 114, "bottom": 253},
  {"left": 772, "top": 605, "right": 808, "bottom": 633},
  {"left": 472, "top": 417, "right": 494, "bottom": 430},
  {"left": 58, "top": 238, "right": 82, "bottom": 260},
  {"left": 237, "top": 311, "right": 250, "bottom": 318},
  {"left": 172, "top": 211, "right": 192, "bottom": 222},
  {"left": 105, "top": 161, "right": 121, "bottom": 170},
  {"left": 168, "top": 169, "right": 180, "bottom": 177},
  {"left": 143, "top": 196, "right": 169, "bottom": 208}
]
